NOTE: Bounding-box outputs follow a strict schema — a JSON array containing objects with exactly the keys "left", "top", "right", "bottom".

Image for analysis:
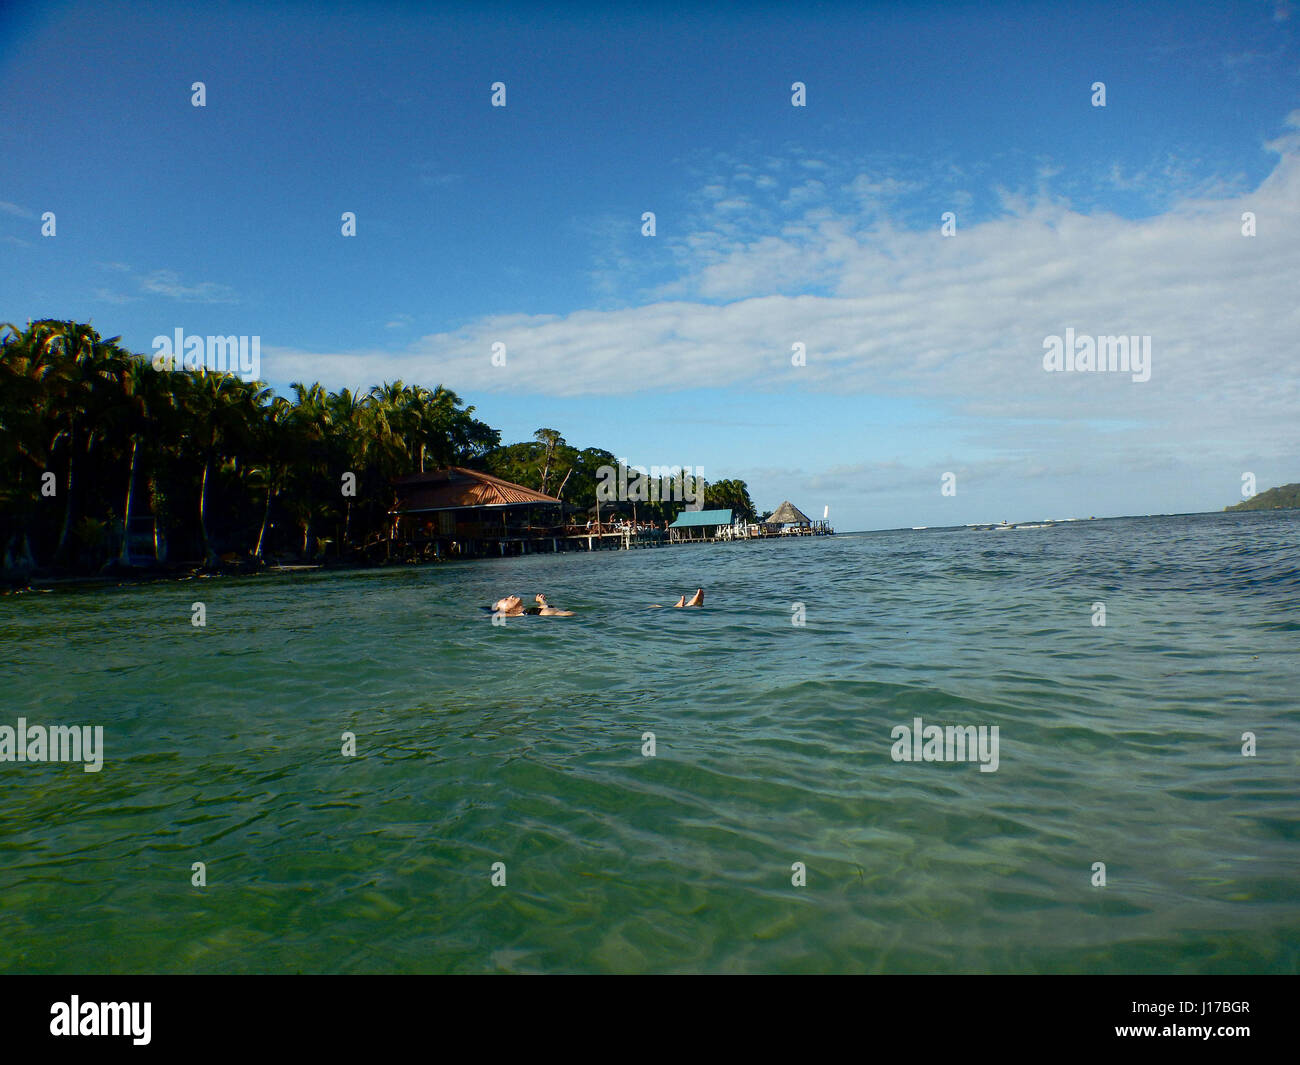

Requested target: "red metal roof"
[{"left": 391, "top": 467, "right": 561, "bottom": 513}]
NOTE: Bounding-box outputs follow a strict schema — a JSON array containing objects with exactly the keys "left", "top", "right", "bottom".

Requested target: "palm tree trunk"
[
  {"left": 54, "top": 439, "right": 76, "bottom": 563},
  {"left": 120, "top": 437, "right": 139, "bottom": 563},
  {"left": 254, "top": 483, "right": 274, "bottom": 559},
  {"left": 199, "top": 457, "right": 214, "bottom": 564}
]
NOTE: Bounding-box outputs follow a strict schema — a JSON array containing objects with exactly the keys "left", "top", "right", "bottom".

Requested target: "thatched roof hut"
[{"left": 765, "top": 500, "right": 812, "bottom": 527}]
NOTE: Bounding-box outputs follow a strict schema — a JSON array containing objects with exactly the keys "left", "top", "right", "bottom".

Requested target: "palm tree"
[
  {"left": 365, "top": 380, "right": 416, "bottom": 476},
  {"left": 113, "top": 352, "right": 178, "bottom": 563},
  {"left": 0, "top": 321, "right": 59, "bottom": 570},
  {"left": 186, "top": 369, "right": 253, "bottom": 565},
  {"left": 286, "top": 381, "right": 333, "bottom": 559},
  {"left": 26, "top": 322, "right": 125, "bottom": 565},
  {"left": 328, "top": 387, "right": 368, "bottom": 553},
  {"left": 249, "top": 395, "right": 294, "bottom": 560},
  {"left": 704, "top": 478, "right": 757, "bottom": 521}
]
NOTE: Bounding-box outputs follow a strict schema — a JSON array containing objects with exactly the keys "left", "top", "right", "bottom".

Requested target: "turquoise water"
[{"left": 1, "top": 511, "right": 1297, "bottom": 973}]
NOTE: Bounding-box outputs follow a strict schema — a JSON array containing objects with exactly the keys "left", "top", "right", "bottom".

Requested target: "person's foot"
[
  {"left": 534, "top": 592, "right": 574, "bottom": 616},
  {"left": 685, "top": 588, "right": 703, "bottom": 607},
  {"left": 672, "top": 595, "right": 686, "bottom": 608}
]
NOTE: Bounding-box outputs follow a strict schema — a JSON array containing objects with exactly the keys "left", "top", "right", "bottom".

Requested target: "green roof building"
[{"left": 667, "top": 508, "right": 733, "bottom": 541}]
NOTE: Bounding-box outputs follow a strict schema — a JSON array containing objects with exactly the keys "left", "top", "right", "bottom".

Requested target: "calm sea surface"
[{"left": 1, "top": 511, "right": 1297, "bottom": 973}]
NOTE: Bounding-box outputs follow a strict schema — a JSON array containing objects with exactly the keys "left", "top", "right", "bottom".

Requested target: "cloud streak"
[
  {"left": 266, "top": 116, "right": 1299, "bottom": 459},
  {"left": 0, "top": 200, "right": 37, "bottom": 221}
]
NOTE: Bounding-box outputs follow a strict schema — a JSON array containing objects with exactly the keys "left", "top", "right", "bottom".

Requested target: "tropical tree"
[
  {"left": 704, "top": 478, "right": 757, "bottom": 521},
  {"left": 34, "top": 322, "right": 123, "bottom": 563},
  {"left": 284, "top": 381, "right": 333, "bottom": 559},
  {"left": 185, "top": 370, "right": 264, "bottom": 564},
  {"left": 248, "top": 395, "right": 295, "bottom": 560},
  {"left": 112, "top": 353, "right": 180, "bottom": 562},
  {"left": 0, "top": 321, "right": 59, "bottom": 570},
  {"left": 326, "top": 387, "right": 368, "bottom": 551},
  {"left": 533, "top": 428, "right": 565, "bottom": 496}
]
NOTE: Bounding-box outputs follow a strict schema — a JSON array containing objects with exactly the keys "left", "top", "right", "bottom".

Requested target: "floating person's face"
[{"left": 494, "top": 595, "right": 522, "bottom": 612}]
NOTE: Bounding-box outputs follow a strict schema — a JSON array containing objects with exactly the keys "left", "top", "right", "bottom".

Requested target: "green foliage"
[
  {"left": 1225, "top": 483, "right": 1300, "bottom": 511},
  {"left": 481, "top": 448, "right": 757, "bottom": 525},
  {"left": 0, "top": 319, "right": 498, "bottom": 570},
  {"left": 704, "top": 478, "right": 757, "bottom": 521},
  {"left": 0, "top": 318, "right": 763, "bottom": 571},
  {"left": 483, "top": 436, "right": 618, "bottom": 511}
]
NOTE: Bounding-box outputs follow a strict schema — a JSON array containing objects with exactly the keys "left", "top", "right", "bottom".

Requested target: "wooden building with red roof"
[{"left": 389, "top": 467, "right": 566, "bottom": 557}]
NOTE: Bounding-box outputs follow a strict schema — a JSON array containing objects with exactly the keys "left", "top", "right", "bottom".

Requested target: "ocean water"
[{"left": 0, "top": 511, "right": 1296, "bottom": 974}]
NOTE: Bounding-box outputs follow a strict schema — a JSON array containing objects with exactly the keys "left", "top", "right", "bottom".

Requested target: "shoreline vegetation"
[
  {"left": 5, "top": 319, "right": 1294, "bottom": 594},
  {"left": 1224, "top": 483, "right": 1300, "bottom": 512},
  {"left": 0, "top": 319, "right": 761, "bottom": 588}
]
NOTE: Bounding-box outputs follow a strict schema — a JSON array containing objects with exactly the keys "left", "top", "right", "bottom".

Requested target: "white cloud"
[
  {"left": 137, "top": 269, "right": 239, "bottom": 304},
  {"left": 264, "top": 119, "right": 1300, "bottom": 472},
  {"left": 845, "top": 173, "right": 918, "bottom": 203},
  {"left": 93, "top": 288, "right": 138, "bottom": 305},
  {"left": 0, "top": 201, "right": 36, "bottom": 220}
]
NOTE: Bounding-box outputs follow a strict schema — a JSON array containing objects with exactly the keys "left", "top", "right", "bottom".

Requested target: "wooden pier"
[
  {"left": 670, "top": 520, "right": 834, "bottom": 545},
  {"left": 391, "top": 520, "right": 834, "bottom": 561},
  {"left": 390, "top": 523, "right": 669, "bottom": 560},
  {"left": 387, "top": 468, "right": 833, "bottom": 562}
]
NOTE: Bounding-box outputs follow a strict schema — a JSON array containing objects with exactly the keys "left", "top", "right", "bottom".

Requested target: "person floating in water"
[
  {"left": 649, "top": 588, "right": 704, "bottom": 608},
  {"left": 490, "top": 589, "right": 700, "bottom": 613},
  {"left": 490, "top": 594, "right": 574, "bottom": 617}
]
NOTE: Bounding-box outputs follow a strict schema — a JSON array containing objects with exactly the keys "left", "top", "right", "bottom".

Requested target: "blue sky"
[{"left": 2, "top": 0, "right": 1298, "bottom": 530}]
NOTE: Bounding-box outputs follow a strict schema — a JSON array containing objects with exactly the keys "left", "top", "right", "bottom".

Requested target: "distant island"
[{"left": 1224, "top": 482, "right": 1300, "bottom": 511}]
